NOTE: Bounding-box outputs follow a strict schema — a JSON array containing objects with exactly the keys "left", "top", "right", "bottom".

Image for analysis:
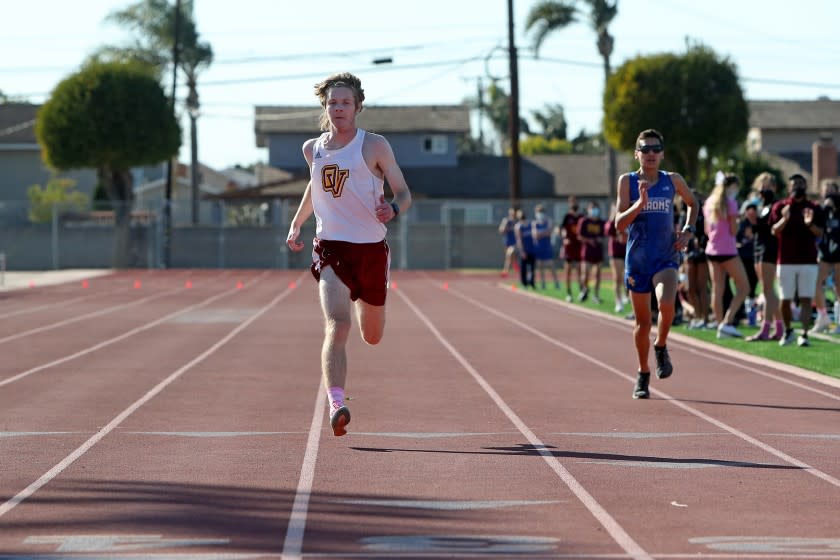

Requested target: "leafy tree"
[
  {"left": 571, "top": 129, "right": 605, "bottom": 154},
  {"left": 95, "top": 0, "right": 213, "bottom": 224},
  {"left": 603, "top": 44, "right": 748, "bottom": 185},
  {"left": 27, "top": 178, "right": 88, "bottom": 223},
  {"left": 484, "top": 80, "right": 530, "bottom": 153},
  {"left": 696, "top": 147, "right": 785, "bottom": 196},
  {"left": 36, "top": 61, "right": 180, "bottom": 266},
  {"left": 520, "top": 136, "right": 573, "bottom": 155},
  {"left": 531, "top": 103, "right": 567, "bottom": 141},
  {"left": 526, "top": 0, "right": 619, "bottom": 196}
]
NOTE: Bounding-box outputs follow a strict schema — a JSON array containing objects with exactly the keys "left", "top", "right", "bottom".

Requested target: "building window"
[{"left": 422, "top": 135, "right": 448, "bottom": 155}]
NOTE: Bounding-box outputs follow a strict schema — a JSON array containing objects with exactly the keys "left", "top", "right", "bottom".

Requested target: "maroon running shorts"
[{"left": 311, "top": 237, "right": 390, "bottom": 306}]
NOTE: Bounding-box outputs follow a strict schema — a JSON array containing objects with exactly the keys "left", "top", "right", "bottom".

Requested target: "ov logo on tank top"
[{"left": 321, "top": 164, "right": 350, "bottom": 198}]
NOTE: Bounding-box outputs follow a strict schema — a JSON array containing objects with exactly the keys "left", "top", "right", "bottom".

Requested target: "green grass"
[{"left": 505, "top": 273, "right": 840, "bottom": 378}]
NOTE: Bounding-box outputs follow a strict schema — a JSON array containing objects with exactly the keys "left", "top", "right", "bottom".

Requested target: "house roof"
[
  {"left": 208, "top": 153, "right": 612, "bottom": 201},
  {"left": 0, "top": 103, "right": 38, "bottom": 144},
  {"left": 749, "top": 99, "right": 840, "bottom": 130},
  {"left": 254, "top": 104, "right": 471, "bottom": 144}
]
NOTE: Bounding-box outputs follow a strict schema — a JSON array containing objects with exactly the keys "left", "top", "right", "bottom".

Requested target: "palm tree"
[
  {"left": 96, "top": 0, "right": 213, "bottom": 224},
  {"left": 525, "top": 0, "right": 619, "bottom": 200}
]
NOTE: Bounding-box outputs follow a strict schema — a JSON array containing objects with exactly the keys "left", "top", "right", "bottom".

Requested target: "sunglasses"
[{"left": 637, "top": 145, "right": 664, "bottom": 154}]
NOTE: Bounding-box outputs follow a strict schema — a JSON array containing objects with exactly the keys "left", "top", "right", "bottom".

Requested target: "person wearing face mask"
[
  {"left": 514, "top": 209, "right": 537, "bottom": 288},
  {"left": 532, "top": 204, "right": 560, "bottom": 290},
  {"left": 703, "top": 173, "right": 750, "bottom": 339},
  {"left": 577, "top": 201, "right": 605, "bottom": 303},
  {"left": 746, "top": 173, "right": 784, "bottom": 341},
  {"left": 498, "top": 207, "right": 518, "bottom": 278},
  {"left": 769, "top": 174, "right": 825, "bottom": 347},
  {"left": 558, "top": 195, "right": 583, "bottom": 301},
  {"left": 812, "top": 180, "right": 840, "bottom": 333}
]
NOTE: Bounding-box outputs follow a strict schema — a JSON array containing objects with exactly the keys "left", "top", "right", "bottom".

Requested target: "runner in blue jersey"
[
  {"left": 514, "top": 209, "right": 536, "bottom": 288},
  {"left": 498, "top": 207, "right": 518, "bottom": 277},
  {"left": 532, "top": 204, "right": 560, "bottom": 289},
  {"left": 615, "top": 129, "right": 698, "bottom": 399}
]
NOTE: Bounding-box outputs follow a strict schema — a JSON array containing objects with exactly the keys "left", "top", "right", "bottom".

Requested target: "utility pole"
[
  {"left": 507, "top": 0, "right": 522, "bottom": 209},
  {"left": 163, "top": 0, "right": 182, "bottom": 267}
]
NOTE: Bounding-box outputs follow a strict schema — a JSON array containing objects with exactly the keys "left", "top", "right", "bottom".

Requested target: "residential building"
[
  {"left": 0, "top": 103, "right": 96, "bottom": 222},
  {"left": 747, "top": 98, "right": 840, "bottom": 189}
]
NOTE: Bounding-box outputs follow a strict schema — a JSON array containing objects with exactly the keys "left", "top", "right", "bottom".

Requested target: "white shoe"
[
  {"left": 797, "top": 335, "right": 810, "bottom": 347},
  {"left": 704, "top": 320, "right": 718, "bottom": 330},
  {"left": 717, "top": 324, "right": 743, "bottom": 338},
  {"left": 779, "top": 331, "right": 795, "bottom": 346},
  {"left": 688, "top": 318, "right": 705, "bottom": 329},
  {"left": 814, "top": 313, "right": 831, "bottom": 333},
  {"left": 614, "top": 303, "right": 623, "bottom": 313}
]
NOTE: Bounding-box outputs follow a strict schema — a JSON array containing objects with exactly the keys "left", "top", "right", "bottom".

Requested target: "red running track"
[{"left": 0, "top": 269, "right": 838, "bottom": 559}]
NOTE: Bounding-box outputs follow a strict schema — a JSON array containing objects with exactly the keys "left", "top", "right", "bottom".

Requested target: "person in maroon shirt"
[
  {"left": 557, "top": 195, "right": 583, "bottom": 301},
  {"left": 605, "top": 204, "right": 628, "bottom": 313},
  {"left": 577, "top": 201, "right": 605, "bottom": 303},
  {"left": 769, "top": 174, "right": 825, "bottom": 347}
]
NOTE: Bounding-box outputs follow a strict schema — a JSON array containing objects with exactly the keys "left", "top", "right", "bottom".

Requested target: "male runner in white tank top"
[{"left": 286, "top": 72, "right": 412, "bottom": 436}]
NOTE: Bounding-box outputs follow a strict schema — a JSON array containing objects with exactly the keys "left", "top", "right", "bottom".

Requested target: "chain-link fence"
[{"left": 0, "top": 197, "right": 593, "bottom": 270}]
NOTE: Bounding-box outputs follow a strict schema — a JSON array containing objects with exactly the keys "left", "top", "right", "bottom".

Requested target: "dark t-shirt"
[
  {"left": 736, "top": 218, "right": 756, "bottom": 262},
  {"left": 561, "top": 212, "right": 582, "bottom": 260},
  {"left": 768, "top": 197, "right": 824, "bottom": 264},
  {"left": 818, "top": 195, "right": 840, "bottom": 261}
]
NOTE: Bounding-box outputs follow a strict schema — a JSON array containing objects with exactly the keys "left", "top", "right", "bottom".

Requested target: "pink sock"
[{"left": 327, "top": 386, "right": 345, "bottom": 410}]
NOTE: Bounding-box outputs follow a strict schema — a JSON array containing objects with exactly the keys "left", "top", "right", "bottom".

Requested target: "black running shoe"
[
  {"left": 330, "top": 405, "right": 351, "bottom": 437},
  {"left": 654, "top": 345, "right": 673, "bottom": 379},
  {"left": 633, "top": 371, "right": 650, "bottom": 399}
]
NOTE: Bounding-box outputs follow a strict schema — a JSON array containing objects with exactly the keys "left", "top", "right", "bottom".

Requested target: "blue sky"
[{"left": 4, "top": 0, "right": 840, "bottom": 171}]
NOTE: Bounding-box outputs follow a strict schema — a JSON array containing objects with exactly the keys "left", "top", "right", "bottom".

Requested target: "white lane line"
[
  {"left": 508, "top": 285, "right": 840, "bottom": 393},
  {"left": 0, "top": 286, "right": 188, "bottom": 345},
  {"left": 0, "top": 272, "right": 268, "bottom": 388},
  {"left": 0, "top": 272, "right": 304, "bottom": 520},
  {"left": 396, "top": 289, "right": 653, "bottom": 560},
  {"left": 281, "top": 388, "right": 326, "bottom": 560},
  {"left": 449, "top": 286, "right": 840, "bottom": 491}
]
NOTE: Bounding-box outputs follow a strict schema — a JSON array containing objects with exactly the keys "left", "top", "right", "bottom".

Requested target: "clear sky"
[{"left": 3, "top": 0, "right": 840, "bottom": 171}]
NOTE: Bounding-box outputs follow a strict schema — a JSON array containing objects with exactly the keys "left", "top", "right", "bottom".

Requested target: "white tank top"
[{"left": 310, "top": 128, "right": 386, "bottom": 243}]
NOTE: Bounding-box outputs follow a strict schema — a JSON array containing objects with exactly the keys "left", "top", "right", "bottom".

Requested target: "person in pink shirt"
[{"left": 703, "top": 173, "right": 749, "bottom": 338}]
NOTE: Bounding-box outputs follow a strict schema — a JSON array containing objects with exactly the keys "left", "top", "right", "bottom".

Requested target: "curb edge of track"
[{"left": 498, "top": 282, "right": 840, "bottom": 391}]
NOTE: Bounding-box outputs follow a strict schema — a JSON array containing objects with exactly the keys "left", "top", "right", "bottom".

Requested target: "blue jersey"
[
  {"left": 533, "top": 217, "right": 554, "bottom": 260},
  {"left": 516, "top": 220, "right": 536, "bottom": 255},
  {"left": 625, "top": 171, "right": 679, "bottom": 290},
  {"left": 501, "top": 217, "right": 517, "bottom": 247}
]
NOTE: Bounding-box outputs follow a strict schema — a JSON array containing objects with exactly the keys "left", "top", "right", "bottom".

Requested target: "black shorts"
[{"left": 706, "top": 254, "right": 737, "bottom": 263}]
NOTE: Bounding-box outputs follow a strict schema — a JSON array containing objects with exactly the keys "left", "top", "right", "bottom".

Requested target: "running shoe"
[
  {"left": 716, "top": 324, "right": 743, "bottom": 338},
  {"left": 330, "top": 405, "right": 351, "bottom": 437},
  {"left": 654, "top": 346, "right": 673, "bottom": 379},
  {"left": 813, "top": 313, "right": 831, "bottom": 333},
  {"left": 779, "top": 330, "right": 795, "bottom": 346},
  {"left": 633, "top": 371, "right": 651, "bottom": 399},
  {"left": 797, "top": 335, "right": 810, "bottom": 347},
  {"left": 578, "top": 288, "right": 589, "bottom": 302}
]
